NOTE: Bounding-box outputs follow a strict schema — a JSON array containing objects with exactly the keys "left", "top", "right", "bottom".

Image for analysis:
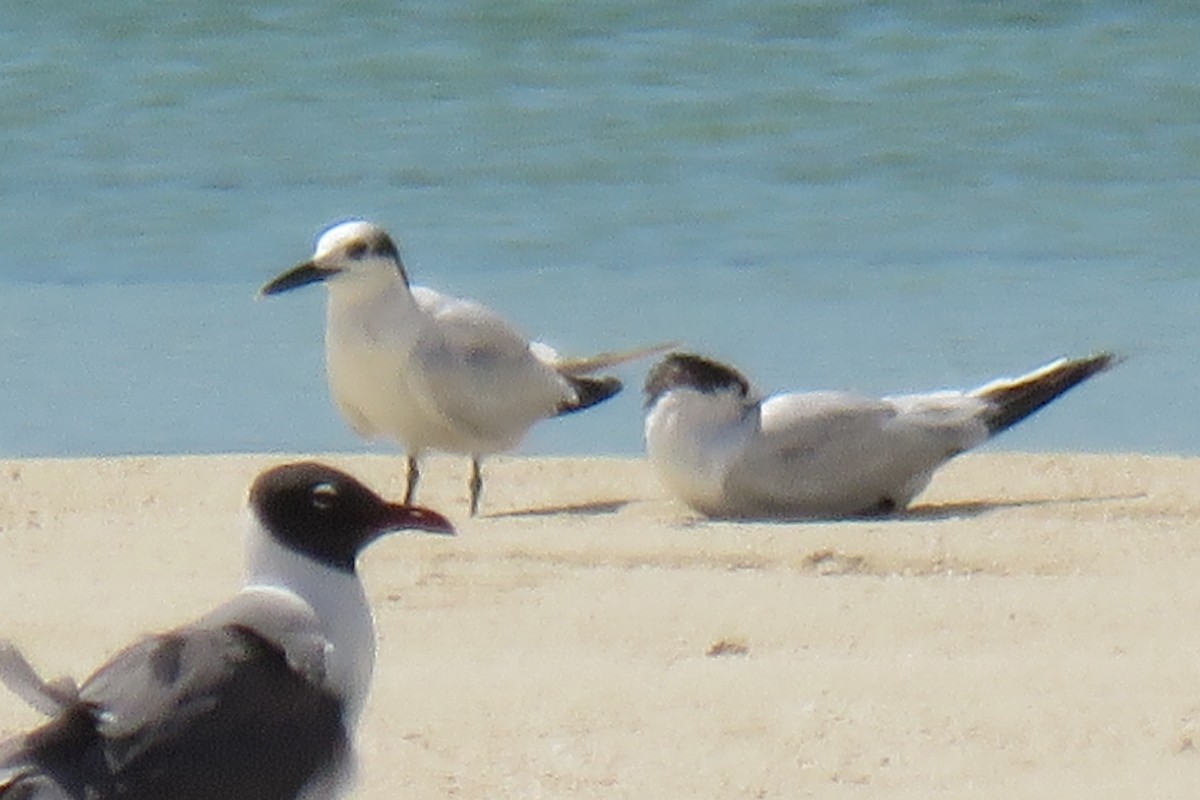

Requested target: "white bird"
[
  {"left": 0, "top": 461, "right": 453, "bottom": 800},
  {"left": 643, "top": 351, "right": 1116, "bottom": 519},
  {"left": 261, "top": 219, "right": 669, "bottom": 515}
]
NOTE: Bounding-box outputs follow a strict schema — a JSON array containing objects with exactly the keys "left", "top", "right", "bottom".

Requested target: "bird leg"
[
  {"left": 404, "top": 455, "right": 420, "bottom": 505},
  {"left": 469, "top": 457, "right": 483, "bottom": 517}
]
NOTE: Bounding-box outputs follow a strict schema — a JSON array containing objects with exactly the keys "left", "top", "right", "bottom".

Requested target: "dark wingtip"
[
  {"left": 557, "top": 375, "right": 622, "bottom": 416},
  {"left": 980, "top": 351, "right": 1118, "bottom": 436}
]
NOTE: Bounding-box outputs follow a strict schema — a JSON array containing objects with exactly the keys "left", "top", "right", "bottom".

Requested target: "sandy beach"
[{"left": 2, "top": 451, "right": 1199, "bottom": 797}]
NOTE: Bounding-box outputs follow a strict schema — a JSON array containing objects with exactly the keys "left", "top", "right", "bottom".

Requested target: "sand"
[{"left": 2, "top": 451, "right": 1200, "bottom": 798}]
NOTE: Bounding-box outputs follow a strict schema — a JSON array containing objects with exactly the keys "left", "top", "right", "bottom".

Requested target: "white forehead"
[{"left": 313, "top": 220, "right": 379, "bottom": 258}]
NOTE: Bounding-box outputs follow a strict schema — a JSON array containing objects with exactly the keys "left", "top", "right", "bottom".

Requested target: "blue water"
[{"left": 2, "top": 2, "right": 1198, "bottom": 458}]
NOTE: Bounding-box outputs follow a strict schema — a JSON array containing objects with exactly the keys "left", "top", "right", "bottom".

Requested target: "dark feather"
[
  {"left": 557, "top": 375, "right": 622, "bottom": 416},
  {"left": 0, "top": 625, "right": 346, "bottom": 800},
  {"left": 644, "top": 353, "right": 751, "bottom": 408},
  {"left": 978, "top": 353, "right": 1116, "bottom": 436}
]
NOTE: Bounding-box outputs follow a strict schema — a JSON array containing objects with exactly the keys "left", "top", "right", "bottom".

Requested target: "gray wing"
[
  {"left": 0, "top": 624, "right": 347, "bottom": 800},
  {"left": 407, "top": 287, "right": 573, "bottom": 446},
  {"left": 724, "top": 390, "right": 990, "bottom": 516}
]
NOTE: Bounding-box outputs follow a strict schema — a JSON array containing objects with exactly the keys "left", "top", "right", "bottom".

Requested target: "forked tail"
[{"left": 972, "top": 352, "right": 1117, "bottom": 436}]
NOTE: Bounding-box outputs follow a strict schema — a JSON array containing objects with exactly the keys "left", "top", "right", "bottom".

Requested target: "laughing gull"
[
  {"left": 644, "top": 351, "right": 1116, "bottom": 519},
  {"left": 0, "top": 462, "right": 453, "bottom": 800},
  {"left": 261, "top": 219, "right": 670, "bottom": 516}
]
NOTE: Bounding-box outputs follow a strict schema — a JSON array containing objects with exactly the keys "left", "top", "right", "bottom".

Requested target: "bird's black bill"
[
  {"left": 260, "top": 262, "right": 338, "bottom": 296},
  {"left": 383, "top": 504, "right": 456, "bottom": 536}
]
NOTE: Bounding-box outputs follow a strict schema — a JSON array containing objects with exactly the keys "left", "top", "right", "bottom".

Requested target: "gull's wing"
[
  {"left": 406, "top": 287, "right": 576, "bottom": 445},
  {"left": 0, "top": 597, "right": 345, "bottom": 800},
  {"left": 722, "top": 390, "right": 990, "bottom": 516}
]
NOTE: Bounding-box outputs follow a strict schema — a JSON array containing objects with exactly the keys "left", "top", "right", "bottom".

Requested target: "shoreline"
[{"left": 2, "top": 452, "right": 1199, "bottom": 796}]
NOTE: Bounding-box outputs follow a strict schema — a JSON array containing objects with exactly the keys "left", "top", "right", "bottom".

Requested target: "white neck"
[
  {"left": 241, "top": 512, "right": 376, "bottom": 728},
  {"left": 328, "top": 266, "right": 416, "bottom": 326},
  {"left": 644, "top": 388, "right": 757, "bottom": 511}
]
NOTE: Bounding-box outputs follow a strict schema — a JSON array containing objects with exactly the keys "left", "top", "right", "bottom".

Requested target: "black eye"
[
  {"left": 346, "top": 241, "right": 368, "bottom": 259},
  {"left": 312, "top": 483, "right": 338, "bottom": 510}
]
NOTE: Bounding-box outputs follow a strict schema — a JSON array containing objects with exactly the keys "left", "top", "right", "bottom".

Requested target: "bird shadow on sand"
[
  {"left": 486, "top": 498, "right": 632, "bottom": 519},
  {"left": 487, "top": 491, "right": 1147, "bottom": 523},
  {"left": 883, "top": 491, "right": 1146, "bottom": 522},
  {"left": 680, "top": 491, "right": 1147, "bottom": 527}
]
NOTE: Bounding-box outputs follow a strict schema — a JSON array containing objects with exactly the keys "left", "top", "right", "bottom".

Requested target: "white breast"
[
  {"left": 644, "top": 389, "right": 754, "bottom": 514},
  {"left": 323, "top": 282, "right": 443, "bottom": 450},
  {"left": 241, "top": 513, "right": 377, "bottom": 729}
]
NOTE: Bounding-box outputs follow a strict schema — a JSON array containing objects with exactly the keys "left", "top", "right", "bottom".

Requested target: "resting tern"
[{"left": 643, "top": 351, "right": 1116, "bottom": 519}]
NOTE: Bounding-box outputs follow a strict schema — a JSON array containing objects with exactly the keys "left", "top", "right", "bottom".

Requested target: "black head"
[
  {"left": 644, "top": 353, "right": 752, "bottom": 407},
  {"left": 249, "top": 462, "right": 454, "bottom": 573}
]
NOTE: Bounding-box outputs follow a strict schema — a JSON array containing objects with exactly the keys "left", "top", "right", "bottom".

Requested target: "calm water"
[{"left": 2, "top": 1, "right": 1198, "bottom": 458}]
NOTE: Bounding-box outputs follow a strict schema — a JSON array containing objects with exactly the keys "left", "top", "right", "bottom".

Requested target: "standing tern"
[
  {"left": 261, "top": 219, "right": 669, "bottom": 515},
  {"left": 643, "top": 351, "right": 1116, "bottom": 519},
  {"left": 0, "top": 462, "right": 453, "bottom": 800}
]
